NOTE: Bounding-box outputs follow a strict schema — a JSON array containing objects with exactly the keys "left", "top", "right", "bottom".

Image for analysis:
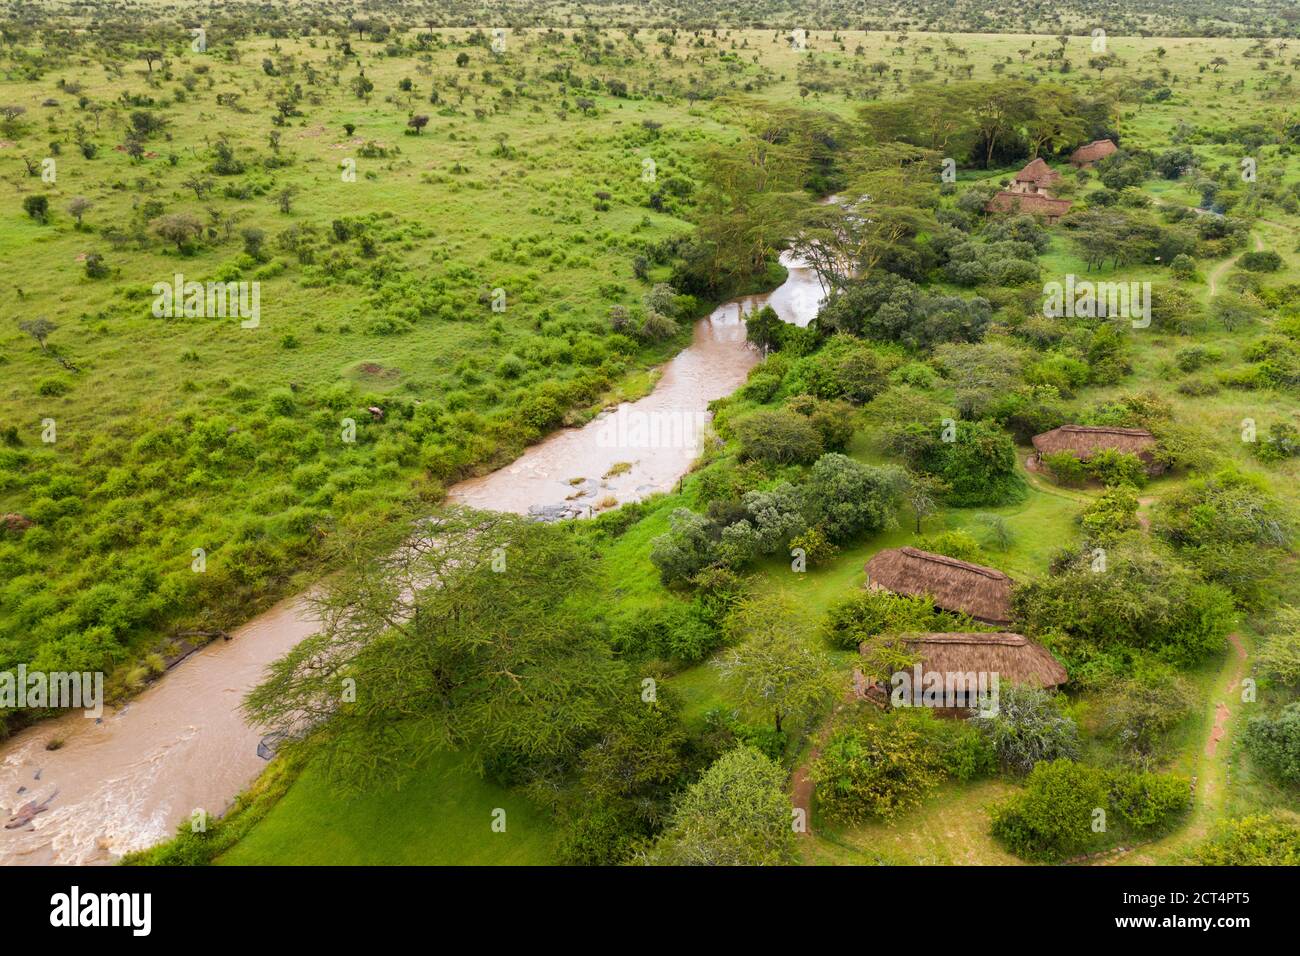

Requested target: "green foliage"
[
  {"left": 821, "top": 588, "right": 975, "bottom": 652},
  {"left": 561, "top": 691, "right": 691, "bottom": 865},
  {"left": 1253, "top": 421, "right": 1300, "bottom": 464},
  {"left": 1014, "top": 537, "right": 1235, "bottom": 676},
  {"left": 1242, "top": 702, "right": 1300, "bottom": 785},
  {"left": 1042, "top": 451, "right": 1088, "bottom": 486},
  {"left": 1257, "top": 607, "right": 1300, "bottom": 694},
  {"left": 784, "top": 335, "right": 894, "bottom": 404},
  {"left": 1154, "top": 467, "right": 1292, "bottom": 608},
  {"left": 989, "top": 759, "right": 1109, "bottom": 862},
  {"left": 990, "top": 759, "right": 1189, "bottom": 862},
  {"left": 650, "top": 508, "right": 719, "bottom": 587},
  {"left": 1085, "top": 449, "right": 1148, "bottom": 487},
  {"left": 890, "top": 418, "right": 1025, "bottom": 506},
  {"left": 971, "top": 685, "right": 1080, "bottom": 775},
  {"left": 821, "top": 590, "right": 977, "bottom": 650},
  {"left": 608, "top": 602, "right": 722, "bottom": 665},
  {"left": 1238, "top": 250, "right": 1281, "bottom": 272},
  {"left": 811, "top": 713, "right": 944, "bottom": 823},
  {"left": 1078, "top": 483, "right": 1140, "bottom": 544},
  {"left": 801, "top": 453, "right": 904, "bottom": 543},
  {"left": 243, "top": 509, "right": 626, "bottom": 791},
  {"left": 732, "top": 408, "right": 823, "bottom": 465},
  {"left": 716, "top": 591, "right": 839, "bottom": 735},
  {"left": 915, "top": 528, "right": 986, "bottom": 563},
  {"left": 644, "top": 746, "right": 797, "bottom": 866},
  {"left": 784, "top": 395, "right": 856, "bottom": 451},
  {"left": 1098, "top": 667, "right": 1196, "bottom": 766},
  {"left": 1193, "top": 814, "right": 1300, "bottom": 865}
]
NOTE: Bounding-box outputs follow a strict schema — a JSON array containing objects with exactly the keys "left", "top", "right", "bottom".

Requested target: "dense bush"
[
  {"left": 1242, "top": 703, "right": 1300, "bottom": 785},
  {"left": 608, "top": 602, "right": 723, "bottom": 664},
  {"left": 1078, "top": 484, "right": 1140, "bottom": 543},
  {"left": 991, "top": 759, "right": 1190, "bottom": 862},
  {"left": 820, "top": 588, "right": 976, "bottom": 651},
  {"left": 650, "top": 509, "right": 719, "bottom": 587},
  {"left": 1193, "top": 814, "right": 1300, "bottom": 865},
  {"left": 1098, "top": 667, "right": 1195, "bottom": 766},
  {"left": 1014, "top": 537, "right": 1235, "bottom": 677},
  {"left": 971, "top": 685, "right": 1080, "bottom": 775},
  {"left": 783, "top": 335, "right": 894, "bottom": 404},
  {"left": 644, "top": 746, "right": 797, "bottom": 866},
  {"left": 810, "top": 713, "right": 944, "bottom": 823},
  {"left": 801, "top": 454, "right": 904, "bottom": 543},
  {"left": 888, "top": 418, "right": 1025, "bottom": 507},
  {"left": 732, "top": 409, "right": 823, "bottom": 465},
  {"left": 989, "top": 759, "right": 1109, "bottom": 862},
  {"left": 1154, "top": 468, "right": 1292, "bottom": 608}
]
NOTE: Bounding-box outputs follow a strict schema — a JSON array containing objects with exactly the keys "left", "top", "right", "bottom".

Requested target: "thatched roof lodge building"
[
  {"left": 985, "top": 156, "right": 1072, "bottom": 224},
  {"left": 1031, "top": 424, "right": 1163, "bottom": 476},
  {"left": 984, "top": 191, "right": 1072, "bottom": 224},
  {"left": 855, "top": 632, "right": 1069, "bottom": 708},
  {"left": 1010, "top": 157, "right": 1061, "bottom": 195},
  {"left": 864, "top": 547, "right": 1014, "bottom": 627},
  {"left": 1069, "top": 138, "right": 1118, "bottom": 168}
]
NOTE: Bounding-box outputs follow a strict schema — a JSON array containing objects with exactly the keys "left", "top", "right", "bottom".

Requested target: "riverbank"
[{"left": 0, "top": 253, "right": 809, "bottom": 865}]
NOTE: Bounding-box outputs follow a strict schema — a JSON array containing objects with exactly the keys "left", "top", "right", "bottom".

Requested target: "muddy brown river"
[{"left": 0, "top": 251, "right": 825, "bottom": 865}]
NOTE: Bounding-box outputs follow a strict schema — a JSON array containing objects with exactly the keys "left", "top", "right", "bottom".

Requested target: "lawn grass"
[{"left": 218, "top": 749, "right": 558, "bottom": 865}]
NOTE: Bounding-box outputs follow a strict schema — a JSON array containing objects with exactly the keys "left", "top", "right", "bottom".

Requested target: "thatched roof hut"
[
  {"left": 856, "top": 631, "right": 1068, "bottom": 697},
  {"left": 984, "top": 191, "right": 1072, "bottom": 224},
  {"left": 1012, "top": 157, "right": 1061, "bottom": 193},
  {"left": 864, "top": 547, "right": 1014, "bottom": 626},
  {"left": 1069, "top": 138, "right": 1118, "bottom": 168},
  {"left": 894, "top": 632, "right": 1067, "bottom": 687},
  {"left": 1031, "top": 424, "right": 1163, "bottom": 475}
]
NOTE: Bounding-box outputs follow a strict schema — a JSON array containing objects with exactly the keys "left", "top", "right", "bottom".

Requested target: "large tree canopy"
[{"left": 244, "top": 507, "right": 625, "bottom": 788}]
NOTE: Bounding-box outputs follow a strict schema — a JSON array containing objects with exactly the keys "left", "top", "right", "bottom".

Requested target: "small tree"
[
  {"left": 989, "top": 759, "right": 1109, "bottom": 862},
  {"left": 153, "top": 213, "right": 204, "bottom": 252},
  {"left": 19, "top": 317, "right": 57, "bottom": 351},
  {"left": 811, "top": 715, "right": 943, "bottom": 822},
  {"left": 22, "top": 195, "right": 49, "bottom": 223},
  {"left": 66, "top": 196, "right": 92, "bottom": 227},
  {"left": 971, "top": 684, "right": 1079, "bottom": 774},
  {"left": 715, "top": 591, "right": 838, "bottom": 735},
  {"left": 276, "top": 186, "right": 297, "bottom": 214},
  {"left": 407, "top": 114, "right": 429, "bottom": 134},
  {"left": 902, "top": 473, "right": 948, "bottom": 534}
]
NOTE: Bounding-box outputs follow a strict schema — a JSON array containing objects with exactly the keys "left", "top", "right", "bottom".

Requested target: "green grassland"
[
  {"left": 217, "top": 750, "right": 557, "bottom": 865},
  {"left": 5, "top": 22, "right": 1299, "bottom": 863}
]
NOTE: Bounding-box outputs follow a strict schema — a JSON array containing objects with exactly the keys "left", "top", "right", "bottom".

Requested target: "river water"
[{"left": 0, "top": 251, "right": 825, "bottom": 865}]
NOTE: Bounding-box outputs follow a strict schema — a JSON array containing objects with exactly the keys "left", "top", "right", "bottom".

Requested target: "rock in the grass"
[{"left": 1, "top": 513, "right": 34, "bottom": 534}]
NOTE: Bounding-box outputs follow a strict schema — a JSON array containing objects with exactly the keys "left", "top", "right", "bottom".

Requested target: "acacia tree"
[
  {"left": 154, "top": 213, "right": 204, "bottom": 252},
  {"left": 715, "top": 590, "right": 838, "bottom": 735},
  {"left": 19, "top": 317, "right": 57, "bottom": 351},
  {"left": 243, "top": 508, "right": 625, "bottom": 790},
  {"left": 694, "top": 111, "right": 809, "bottom": 286},
  {"left": 791, "top": 144, "right": 938, "bottom": 292}
]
